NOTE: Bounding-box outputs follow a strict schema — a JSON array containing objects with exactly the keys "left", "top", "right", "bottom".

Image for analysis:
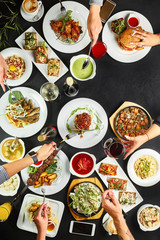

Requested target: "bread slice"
[
  {"left": 48, "top": 59, "right": 60, "bottom": 76},
  {"left": 107, "top": 178, "right": 127, "bottom": 191},
  {"left": 99, "top": 163, "right": 117, "bottom": 176},
  {"left": 25, "top": 32, "right": 37, "bottom": 50},
  {"left": 119, "top": 192, "right": 136, "bottom": 205},
  {"left": 36, "top": 46, "right": 48, "bottom": 64}
]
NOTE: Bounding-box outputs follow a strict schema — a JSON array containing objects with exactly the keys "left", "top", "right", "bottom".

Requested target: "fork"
[
  {"left": 59, "top": 0, "right": 66, "bottom": 15},
  {"left": 41, "top": 188, "right": 46, "bottom": 203},
  {"left": 59, "top": 132, "right": 77, "bottom": 144},
  {"left": 5, "top": 81, "right": 21, "bottom": 104}
]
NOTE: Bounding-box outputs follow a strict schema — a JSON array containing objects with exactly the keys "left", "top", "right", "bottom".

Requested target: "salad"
[{"left": 69, "top": 182, "right": 102, "bottom": 216}]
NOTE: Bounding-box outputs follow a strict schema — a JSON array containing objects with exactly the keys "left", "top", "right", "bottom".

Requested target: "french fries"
[{"left": 34, "top": 172, "right": 57, "bottom": 188}]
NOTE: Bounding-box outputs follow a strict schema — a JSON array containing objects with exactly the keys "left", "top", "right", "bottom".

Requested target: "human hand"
[
  {"left": 123, "top": 135, "right": 148, "bottom": 159},
  {"left": 87, "top": 5, "right": 102, "bottom": 46},
  {"left": 34, "top": 203, "right": 48, "bottom": 234},
  {"left": 36, "top": 142, "right": 57, "bottom": 161},
  {"left": 102, "top": 190, "right": 122, "bottom": 220},
  {"left": 131, "top": 29, "right": 160, "bottom": 47},
  {"left": 0, "top": 53, "right": 7, "bottom": 92}
]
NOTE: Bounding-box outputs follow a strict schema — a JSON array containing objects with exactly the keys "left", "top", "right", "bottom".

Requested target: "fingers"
[
  {"left": 124, "top": 135, "right": 135, "bottom": 141},
  {"left": 92, "top": 34, "right": 98, "bottom": 47}
]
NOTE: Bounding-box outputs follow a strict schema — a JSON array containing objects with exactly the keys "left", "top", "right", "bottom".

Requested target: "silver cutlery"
[
  {"left": 82, "top": 39, "right": 93, "bottom": 70},
  {"left": 32, "top": 5, "right": 42, "bottom": 21},
  {"left": 41, "top": 188, "right": 46, "bottom": 203},
  {"left": 59, "top": 0, "right": 66, "bottom": 15}
]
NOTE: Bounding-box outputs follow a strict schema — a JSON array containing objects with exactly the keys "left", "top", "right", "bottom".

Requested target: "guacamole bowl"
[{"left": 70, "top": 54, "right": 96, "bottom": 81}]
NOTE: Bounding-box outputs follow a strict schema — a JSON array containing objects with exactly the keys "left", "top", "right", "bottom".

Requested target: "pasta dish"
[
  {"left": 6, "top": 55, "right": 25, "bottom": 80},
  {"left": 134, "top": 155, "right": 157, "bottom": 179},
  {"left": 139, "top": 207, "right": 160, "bottom": 229}
]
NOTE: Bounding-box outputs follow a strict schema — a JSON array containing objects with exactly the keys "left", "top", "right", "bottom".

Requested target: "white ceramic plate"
[
  {"left": 57, "top": 98, "right": 108, "bottom": 149},
  {"left": 15, "top": 26, "right": 68, "bottom": 84},
  {"left": 0, "top": 174, "right": 20, "bottom": 196},
  {"left": 17, "top": 193, "right": 64, "bottom": 237},
  {"left": 127, "top": 149, "right": 160, "bottom": 187},
  {"left": 1, "top": 47, "right": 32, "bottom": 86},
  {"left": 42, "top": 1, "right": 90, "bottom": 53},
  {"left": 0, "top": 87, "right": 47, "bottom": 138},
  {"left": 21, "top": 146, "right": 70, "bottom": 195},
  {"left": 102, "top": 10, "right": 153, "bottom": 63},
  {"left": 0, "top": 137, "right": 25, "bottom": 163},
  {"left": 137, "top": 204, "right": 160, "bottom": 231},
  {"left": 96, "top": 157, "right": 143, "bottom": 213}
]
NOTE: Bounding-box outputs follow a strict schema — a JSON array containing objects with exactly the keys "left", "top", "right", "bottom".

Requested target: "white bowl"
[
  {"left": 127, "top": 149, "right": 160, "bottom": 187},
  {"left": 0, "top": 137, "right": 25, "bottom": 163},
  {"left": 102, "top": 213, "right": 117, "bottom": 235},
  {"left": 137, "top": 204, "right": 160, "bottom": 231},
  {"left": 127, "top": 12, "right": 140, "bottom": 28},
  {"left": 0, "top": 174, "right": 20, "bottom": 196},
  {"left": 70, "top": 152, "right": 96, "bottom": 178},
  {"left": 70, "top": 54, "right": 96, "bottom": 81}
]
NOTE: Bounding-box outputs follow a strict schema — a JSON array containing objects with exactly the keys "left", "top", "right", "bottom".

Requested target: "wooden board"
[
  {"left": 67, "top": 177, "right": 104, "bottom": 221},
  {"left": 109, "top": 101, "right": 153, "bottom": 141}
]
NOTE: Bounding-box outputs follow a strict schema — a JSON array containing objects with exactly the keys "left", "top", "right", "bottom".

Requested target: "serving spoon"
[{"left": 82, "top": 39, "right": 93, "bottom": 70}]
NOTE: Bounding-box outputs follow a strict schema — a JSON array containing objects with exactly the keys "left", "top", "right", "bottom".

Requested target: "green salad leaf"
[
  {"left": 42, "top": 41, "right": 47, "bottom": 53},
  {"left": 8, "top": 91, "right": 24, "bottom": 104},
  {"left": 28, "top": 166, "right": 39, "bottom": 174},
  {"left": 62, "top": 10, "right": 72, "bottom": 32},
  {"left": 45, "top": 160, "right": 57, "bottom": 174}
]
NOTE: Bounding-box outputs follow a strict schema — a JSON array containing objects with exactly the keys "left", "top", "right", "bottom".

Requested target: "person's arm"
[
  {"left": 124, "top": 123, "right": 160, "bottom": 159},
  {"left": 1, "top": 142, "right": 56, "bottom": 179},
  {"left": 87, "top": 0, "right": 103, "bottom": 46},
  {"left": 0, "top": 53, "right": 7, "bottom": 92},
  {"left": 102, "top": 190, "right": 134, "bottom": 240},
  {"left": 131, "top": 29, "right": 160, "bottom": 47},
  {"left": 34, "top": 203, "right": 48, "bottom": 240}
]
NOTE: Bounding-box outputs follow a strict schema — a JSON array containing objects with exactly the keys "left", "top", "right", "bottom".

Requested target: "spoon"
[{"left": 82, "top": 39, "right": 93, "bottom": 70}]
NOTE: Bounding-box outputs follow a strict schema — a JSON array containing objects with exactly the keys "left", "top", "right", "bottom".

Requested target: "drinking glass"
[
  {"left": 103, "top": 138, "right": 125, "bottom": 159},
  {"left": 0, "top": 202, "right": 12, "bottom": 222},
  {"left": 40, "top": 82, "right": 59, "bottom": 101},
  {"left": 92, "top": 41, "right": 107, "bottom": 59}
]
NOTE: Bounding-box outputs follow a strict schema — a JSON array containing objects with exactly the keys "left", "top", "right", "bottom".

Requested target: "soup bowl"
[
  {"left": 0, "top": 137, "right": 25, "bottom": 163},
  {"left": 70, "top": 152, "right": 96, "bottom": 178},
  {"left": 70, "top": 54, "right": 96, "bottom": 81}
]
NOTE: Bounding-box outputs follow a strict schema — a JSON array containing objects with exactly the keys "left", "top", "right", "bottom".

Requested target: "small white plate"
[
  {"left": 96, "top": 156, "right": 143, "bottom": 213},
  {"left": 0, "top": 137, "right": 25, "bottom": 163},
  {"left": 127, "top": 149, "right": 160, "bottom": 187},
  {"left": 15, "top": 26, "right": 68, "bottom": 84},
  {"left": 0, "top": 87, "right": 47, "bottom": 138},
  {"left": 21, "top": 146, "right": 71, "bottom": 195},
  {"left": 17, "top": 193, "right": 64, "bottom": 237},
  {"left": 57, "top": 98, "right": 108, "bottom": 149},
  {"left": 0, "top": 174, "right": 20, "bottom": 196},
  {"left": 1, "top": 47, "right": 32, "bottom": 86},
  {"left": 43, "top": 1, "right": 90, "bottom": 53},
  {"left": 102, "top": 10, "right": 153, "bottom": 63},
  {"left": 20, "top": 5, "right": 44, "bottom": 22},
  {"left": 137, "top": 204, "right": 160, "bottom": 231}
]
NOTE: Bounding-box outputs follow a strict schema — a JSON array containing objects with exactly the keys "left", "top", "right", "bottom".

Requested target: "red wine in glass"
[{"left": 104, "top": 138, "right": 124, "bottom": 158}]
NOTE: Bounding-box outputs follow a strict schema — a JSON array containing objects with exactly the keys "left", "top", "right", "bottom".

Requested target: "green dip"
[{"left": 72, "top": 57, "right": 93, "bottom": 79}]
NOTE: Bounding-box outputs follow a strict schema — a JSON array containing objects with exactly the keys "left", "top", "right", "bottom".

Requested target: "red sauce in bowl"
[
  {"left": 34, "top": 160, "right": 43, "bottom": 166},
  {"left": 72, "top": 153, "right": 94, "bottom": 175},
  {"left": 128, "top": 17, "right": 139, "bottom": 27}
]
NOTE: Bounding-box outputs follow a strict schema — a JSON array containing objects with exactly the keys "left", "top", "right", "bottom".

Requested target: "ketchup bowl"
[
  {"left": 127, "top": 13, "right": 139, "bottom": 28},
  {"left": 70, "top": 152, "right": 96, "bottom": 178}
]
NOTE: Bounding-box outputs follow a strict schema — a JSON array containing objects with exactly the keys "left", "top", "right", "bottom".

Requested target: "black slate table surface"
[{"left": 0, "top": 0, "right": 160, "bottom": 239}]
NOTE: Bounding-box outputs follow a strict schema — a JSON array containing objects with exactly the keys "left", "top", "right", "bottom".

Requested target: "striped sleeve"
[
  {"left": 89, "top": 0, "right": 103, "bottom": 6},
  {"left": 0, "top": 166, "right": 9, "bottom": 185}
]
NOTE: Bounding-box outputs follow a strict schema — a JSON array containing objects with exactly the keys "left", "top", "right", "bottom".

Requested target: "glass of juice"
[
  {"left": 103, "top": 138, "right": 125, "bottom": 159},
  {"left": 0, "top": 202, "right": 12, "bottom": 222},
  {"left": 92, "top": 41, "right": 107, "bottom": 59}
]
